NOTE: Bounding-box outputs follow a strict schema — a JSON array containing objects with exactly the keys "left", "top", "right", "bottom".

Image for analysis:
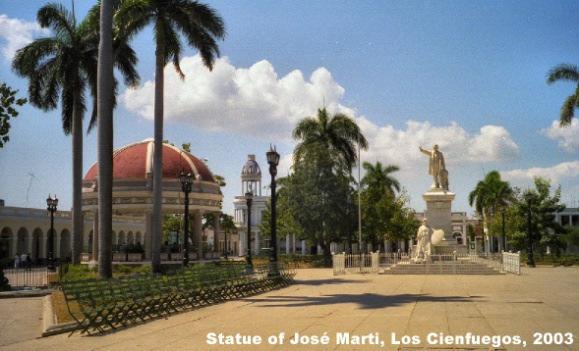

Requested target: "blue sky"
[{"left": 1, "top": 0, "right": 578, "bottom": 215}]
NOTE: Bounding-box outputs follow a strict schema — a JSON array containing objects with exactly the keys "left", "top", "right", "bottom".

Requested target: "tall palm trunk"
[
  {"left": 97, "top": 0, "right": 114, "bottom": 279},
  {"left": 71, "top": 88, "right": 83, "bottom": 264},
  {"left": 151, "top": 30, "right": 164, "bottom": 273}
]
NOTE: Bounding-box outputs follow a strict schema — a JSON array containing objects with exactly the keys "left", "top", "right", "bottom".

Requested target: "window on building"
[
  {"left": 572, "top": 215, "right": 579, "bottom": 227},
  {"left": 561, "top": 215, "right": 570, "bottom": 226}
]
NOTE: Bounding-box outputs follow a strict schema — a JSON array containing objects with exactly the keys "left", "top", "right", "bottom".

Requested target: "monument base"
[
  {"left": 423, "top": 188, "right": 456, "bottom": 244},
  {"left": 432, "top": 244, "right": 468, "bottom": 255}
]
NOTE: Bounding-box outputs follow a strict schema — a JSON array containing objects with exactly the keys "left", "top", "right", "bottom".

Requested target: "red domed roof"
[{"left": 84, "top": 139, "right": 215, "bottom": 182}]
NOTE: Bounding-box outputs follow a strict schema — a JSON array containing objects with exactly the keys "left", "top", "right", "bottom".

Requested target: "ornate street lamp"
[
  {"left": 266, "top": 145, "right": 280, "bottom": 275},
  {"left": 525, "top": 192, "right": 535, "bottom": 267},
  {"left": 46, "top": 194, "right": 58, "bottom": 271},
  {"left": 180, "top": 171, "right": 193, "bottom": 266},
  {"left": 245, "top": 189, "right": 254, "bottom": 271}
]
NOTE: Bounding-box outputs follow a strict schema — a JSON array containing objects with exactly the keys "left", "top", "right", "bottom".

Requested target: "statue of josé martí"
[{"left": 419, "top": 144, "right": 449, "bottom": 191}]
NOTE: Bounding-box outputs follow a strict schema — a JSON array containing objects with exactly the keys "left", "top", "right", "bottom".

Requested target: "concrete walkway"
[
  {"left": 0, "top": 297, "right": 44, "bottom": 347},
  {"left": 0, "top": 268, "right": 578, "bottom": 351}
]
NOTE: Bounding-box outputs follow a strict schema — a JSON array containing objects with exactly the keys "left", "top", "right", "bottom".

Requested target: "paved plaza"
[
  {"left": 0, "top": 297, "right": 44, "bottom": 347},
  {"left": 1, "top": 268, "right": 578, "bottom": 351}
]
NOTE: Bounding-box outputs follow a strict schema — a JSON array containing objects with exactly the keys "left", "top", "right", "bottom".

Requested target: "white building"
[
  {"left": 233, "top": 155, "right": 269, "bottom": 256},
  {"left": 554, "top": 208, "right": 579, "bottom": 228},
  {"left": 0, "top": 202, "right": 143, "bottom": 263}
]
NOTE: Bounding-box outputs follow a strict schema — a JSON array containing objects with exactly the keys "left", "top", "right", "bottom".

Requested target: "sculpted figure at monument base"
[{"left": 413, "top": 218, "right": 432, "bottom": 263}]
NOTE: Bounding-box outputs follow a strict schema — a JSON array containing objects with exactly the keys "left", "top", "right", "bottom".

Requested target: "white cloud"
[
  {"left": 359, "top": 120, "right": 519, "bottom": 170},
  {"left": 122, "top": 55, "right": 348, "bottom": 140},
  {"left": 542, "top": 119, "right": 579, "bottom": 152},
  {"left": 123, "top": 54, "right": 519, "bottom": 168},
  {"left": 502, "top": 161, "right": 579, "bottom": 184},
  {"left": 0, "top": 14, "right": 48, "bottom": 60}
]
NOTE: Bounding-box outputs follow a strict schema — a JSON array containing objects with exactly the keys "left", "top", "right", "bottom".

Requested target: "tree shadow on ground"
[
  {"left": 292, "top": 278, "right": 371, "bottom": 286},
  {"left": 245, "top": 293, "right": 485, "bottom": 310}
]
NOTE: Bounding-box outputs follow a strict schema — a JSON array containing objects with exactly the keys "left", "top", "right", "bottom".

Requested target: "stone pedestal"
[{"left": 422, "top": 189, "right": 455, "bottom": 245}]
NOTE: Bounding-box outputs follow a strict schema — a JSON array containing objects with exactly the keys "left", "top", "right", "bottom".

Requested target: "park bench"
[{"left": 61, "top": 262, "right": 295, "bottom": 335}]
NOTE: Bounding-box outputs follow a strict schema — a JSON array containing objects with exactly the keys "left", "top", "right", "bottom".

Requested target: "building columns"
[
  {"left": 92, "top": 210, "right": 99, "bottom": 261},
  {"left": 144, "top": 211, "right": 152, "bottom": 260},
  {"left": 254, "top": 231, "right": 260, "bottom": 255},
  {"left": 55, "top": 231, "right": 61, "bottom": 259},
  {"left": 27, "top": 231, "right": 34, "bottom": 255},
  {"left": 11, "top": 232, "right": 18, "bottom": 257},
  {"left": 239, "top": 229, "right": 247, "bottom": 257},
  {"left": 214, "top": 212, "right": 221, "bottom": 254},
  {"left": 193, "top": 210, "right": 203, "bottom": 260}
]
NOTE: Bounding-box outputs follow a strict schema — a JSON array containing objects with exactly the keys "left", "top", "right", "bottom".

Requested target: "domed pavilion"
[{"left": 82, "top": 138, "right": 223, "bottom": 261}]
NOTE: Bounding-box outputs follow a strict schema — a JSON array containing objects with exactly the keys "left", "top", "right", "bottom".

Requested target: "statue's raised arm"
[{"left": 418, "top": 146, "right": 432, "bottom": 156}]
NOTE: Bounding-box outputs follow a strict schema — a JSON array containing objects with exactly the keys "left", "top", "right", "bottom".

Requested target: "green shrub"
[{"left": 0, "top": 268, "right": 11, "bottom": 291}]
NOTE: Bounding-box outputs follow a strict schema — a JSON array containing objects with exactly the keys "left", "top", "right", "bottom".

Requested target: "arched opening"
[
  {"left": 88, "top": 231, "right": 93, "bottom": 253},
  {"left": 60, "top": 229, "right": 71, "bottom": 260},
  {"left": 16, "top": 227, "right": 29, "bottom": 256},
  {"left": 118, "top": 231, "right": 126, "bottom": 246},
  {"left": 32, "top": 228, "right": 43, "bottom": 262},
  {"left": 135, "top": 232, "right": 142, "bottom": 245},
  {"left": 112, "top": 231, "right": 117, "bottom": 251},
  {"left": 0, "top": 227, "right": 13, "bottom": 260},
  {"left": 127, "top": 231, "right": 134, "bottom": 245}
]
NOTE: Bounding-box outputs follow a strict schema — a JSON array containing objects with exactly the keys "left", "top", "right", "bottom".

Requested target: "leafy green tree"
[
  {"left": 565, "top": 227, "right": 579, "bottom": 251},
  {"left": 284, "top": 149, "right": 353, "bottom": 262},
  {"left": 360, "top": 161, "right": 403, "bottom": 249},
  {"left": 116, "top": 0, "right": 225, "bottom": 273},
  {"left": 489, "top": 200, "right": 524, "bottom": 250},
  {"left": 0, "top": 83, "right": 27, "bottom": 148},
  {"left": 259, "top": 177, "right": 305, "bottom": 250},
  {"left": 516, "top": 178, "right": 566, "bottom": 256},
  {"left": 162, "top": 214, "right": 183, "bottom": 243},
  {"left": 468, "top": 171, "right": 513, "bottom": 251},
  {"left": 287, "top": 108, "right": 368, "bottom": 261},
  {"left": 546, "top": 63, "right": 579, "bottom": 126},
  {"left": 12, "top": 3, "right": 138, "bottom": 266}
]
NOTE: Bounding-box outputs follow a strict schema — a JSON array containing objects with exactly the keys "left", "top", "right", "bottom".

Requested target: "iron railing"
[{"left": 333, "top": 251, "right": 521, "bottom": 275}]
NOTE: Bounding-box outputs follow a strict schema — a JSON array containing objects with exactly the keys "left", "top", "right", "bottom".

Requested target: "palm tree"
[
  {"left": 547, "top": 64, "right": 579, "bottom": 126},
  {"left": 12, "top": 3, "right": 98, "bottom": 265},
  {"left": 293, "top": 108, "right": 368, "bottom": 171},
  {"left": 116, "top": 0, "right": 225, "bottom": 273},
  {"left": 96, "top": 0, "right": 115, "bottom": 279},
  {"left": 361, "top": 162, "right": 400, "bottom": 197},
  {"left": 13, "top": 3, "right": 138, "bottom": 271},
  {"left": 468, "top": 171, "right": 513, "bottom": 252}
]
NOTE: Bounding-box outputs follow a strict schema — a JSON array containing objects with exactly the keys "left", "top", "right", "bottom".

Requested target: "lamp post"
[
  {"left": 525, "top": 192, "right": 535, "bottom": 267},
  {"left": 223, "top": 217, "right": 228, "bottom": 260},
  {"left": 180, "top": 171, "right": 193, "bottom": 266},
  {"left": 46, "top": 194, "right": 58, "bottom": 271},
  {"left": 266, "top": 145, "right": 280, "bottom": 275},
  {"left": 245, "top": 189, "right": 253, "bottom": 272},
  {"left": 501, "top": 209, "right": 506, "bottom": 251}
]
